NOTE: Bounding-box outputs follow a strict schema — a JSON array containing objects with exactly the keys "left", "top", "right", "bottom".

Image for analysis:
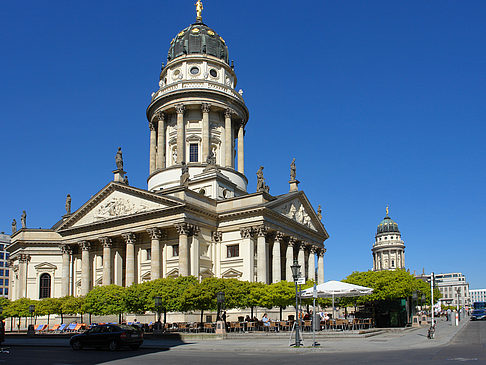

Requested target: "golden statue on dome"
[
  {"left": 195, "top": 0, "right": 203, "bottom": 21},
  {"left": 386, "top": 205, "right": 389, "bottom": 216}
]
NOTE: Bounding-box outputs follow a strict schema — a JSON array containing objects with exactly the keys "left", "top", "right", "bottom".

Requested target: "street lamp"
[
  {"left": 412, "top": 291, "right": 418, "bottom": 322},
  {"left": 154, "top": 296, "right": 162, "bottom": 323},
  {"left": 216, "top": 291, "right": 225, "bottom": 321},
  {"left": 29, "top": 305, "right": 35, "bottom": 327},
  {"left": 291, "top": 259, "right": 302, "bottom": 347}
]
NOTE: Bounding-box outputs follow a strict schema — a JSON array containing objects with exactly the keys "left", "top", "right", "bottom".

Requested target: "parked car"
[
  {"left": 70, "top": 324, "right": 143, "bottom": 351},
  {"left": 470, "top": 309, "right": 486, "bottom": 321}
]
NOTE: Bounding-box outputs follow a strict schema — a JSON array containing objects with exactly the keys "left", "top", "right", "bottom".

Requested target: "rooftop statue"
[
  {"left": 256, "top": 166, "right": 270, "bottom": 193},
  {"left": 123, "top": 175, "right": 129, "bottom": 185},
  {"left": 195, "top": 0, "right": 203, "bottom": 21},
  {"left": 12, "top": 219, "right": 17, "bottom": 234},
  {"left": 115, "top": 147, "right": 123, "bottom": 170},
  {"left": 65, "top": 194, "right": 71, "bottom": 215},
  {"left": 180, "top": 162, "right": 190, "bottom": 188},
  {"left": 290, "top": 158, "right": 296, "bottom": 181},
  {"left": 21, "top": 210, "right": 26, "bottom": 228},
  {"left": 317, "top": 205, "right": 322, "bottom": 221}
]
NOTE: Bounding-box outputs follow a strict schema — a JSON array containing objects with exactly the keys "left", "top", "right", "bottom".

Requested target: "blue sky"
[{"left": 1, "top": 1, "right": 485, "bottom": 288}]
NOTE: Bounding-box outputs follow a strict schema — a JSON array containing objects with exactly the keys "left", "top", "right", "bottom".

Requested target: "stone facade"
[
  {"left": 372, "top": 208, "right": 405, "bottom": 271},
  {"left": 7, "top": 11, "right": 329, "bottom": 301}
]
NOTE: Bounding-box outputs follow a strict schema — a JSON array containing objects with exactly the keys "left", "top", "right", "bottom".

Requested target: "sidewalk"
[{"left": 1, "top": 317, "right": 468, "bottom": 353}]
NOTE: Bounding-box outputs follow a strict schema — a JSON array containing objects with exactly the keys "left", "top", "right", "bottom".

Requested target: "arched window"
[{"left": 39, "top": 273, "right": 51, "bottom": 299}]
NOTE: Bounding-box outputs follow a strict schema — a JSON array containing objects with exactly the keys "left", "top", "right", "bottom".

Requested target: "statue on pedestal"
[
  {"left": 256, "top": 166, "right": 270, "bottom": 193},
  {"left": 12, "top": 219, "right": 17, "bottom": 234},
  {"left": 180, "top": 162, "right": 190, "bottom": 188},
  {"left": 317, "top": 205, "right": 322, "bottom": 221},
  {"left": 21, "top": 210, "right": 26, "bottom": 229},
  {"left": 123, "top": 175, "right": 129, "bottom": 185},
  {"left": 115, "top": 147, "right": 124, "bottom": 170},
  {"left": 290, "top": 158, "right": 296, "bottom": 181},
  {"left": 65, "top": 194, "right": 71, "bottom": 215}
]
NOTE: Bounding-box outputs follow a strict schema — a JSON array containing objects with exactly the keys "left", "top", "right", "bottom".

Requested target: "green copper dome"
[
  {"left": 167, "top": 21, "right": 229, "bottom": 64},
  {"left": 377, "top": 215, "right": 400, "bottom": 235}
]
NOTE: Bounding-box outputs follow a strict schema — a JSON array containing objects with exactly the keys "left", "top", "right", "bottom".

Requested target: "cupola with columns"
[
  {"left": 372, "top": 206, "right": 406, "bottom": 271},
  {"left": 146, "top": 4, "right": 248, "bottom": 199}
]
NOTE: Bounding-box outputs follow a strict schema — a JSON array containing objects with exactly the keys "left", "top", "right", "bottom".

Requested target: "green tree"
[
  {"left": 37, "top": 298, "right": 62, "bottom": 327},
  {"left": 61, "top": 296, "right": 86, "bottom": 323},
  {"left": 124, "top": 281, "right": 154, "bottom": 314},
  {"left": 263, "top": 281, "right": 295, "bottom": 320},
  {"left": 84, "top": 285, "right": 126, "bottom": 317},
  {"left": 4, "top": 298, "right": 36, "bottom": 331}
]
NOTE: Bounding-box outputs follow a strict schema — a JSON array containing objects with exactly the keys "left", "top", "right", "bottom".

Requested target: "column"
[
  {"left": 7, "top": 260, "right": 14, "bottom": 300},
  {"left": 224, "top": 108, "right": 233, "bottom": 168},
  {"left": 272, "top": 232, "right": 283, "bottom": 283},
  {"left": 156, "top": 111, "right": 166, "bottom": 169},
  {"left": 212, "top": 231, "right": 223, "bottom": 278},
  {"left": 256, "top": 225, "right": 268, "bottom": 284},
  {"left": 18, "top": 254, "right": 30, "bottom": 298},
  {"left": 59, "top": 245, "right": 72, "bottom": 296},
  {"left": 297, "top": 243, "right": 305, "bottom": 276},
  {"left": 191, "top": 226, "right": 201, "bottom": 279},
  {"left": 317, "top": 248, "right": 325, "bottom": 284},
  {"left": 176, "top": 104, "right": 186, "bottom": 163},
  {"left": 286, "top": 238, "right": 296, "bottom": 282},
  {"left": 149, "top": 120, "right": 157, "bottom": 174},
  {"left": 79, "top": 241, "right": 91, "bottom": 295},
  {"left": 201, "top": 103, "right": 211, "bottom": 161},
  {"left": 147, "top": 228, "right": 163, "bottom": 281},
  {"left": 240, "top": 228, "right": 254, "bottom": 282},
  {"left": 175, "top": 223, "right": 190, "bottom": 276},
  {"left": 401, "top": 251, "right": 405, "bottom": 268},
  {"left": 162, "top": 244, "right": 168, "bottom": 278},
  {"left": 99, "top": 237, "right": 112, "bottom": 286},
  {"left": 308, "top": 247, "right": 316, "bottom": 282},
  {"left": 237, "top": 122, "right": 244, "bottom": 174},
  {"left": 122, "top": 233, "right": 136, "bottom": 287}
]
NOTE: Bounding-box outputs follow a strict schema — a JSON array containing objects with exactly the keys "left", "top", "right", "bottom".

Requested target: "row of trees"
[{"left": 0, "top": 270, "right": 440, "bottom": 325}]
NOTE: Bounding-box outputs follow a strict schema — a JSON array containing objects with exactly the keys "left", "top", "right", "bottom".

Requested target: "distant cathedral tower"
[{"left": 372, "top": 207, "right": 405, "bottom": 271}]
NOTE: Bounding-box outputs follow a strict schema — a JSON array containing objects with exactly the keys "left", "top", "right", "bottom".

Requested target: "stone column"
[
  {"left": 156, "top": 111, "right": 166, "bottom": 169},
  {"left": 149, "top": 120, "right": 157, "bottom": 174},
  {"left": 272, "top": 232, "right": 283, "bottom": 283},
  {"left": 59, "top": 245, "right": 72, "bottom": 297},
  {"left": 297, "top": 243, "right": 306, "bottom": 275},
  {"left": 224, "top": 108, "right": 233, "bottom": 168},
  {"left": 176, "top": 104, "right": 186, "bottom": 164},
  {"left": 99, "top": 237, "right": 112, "bottom": 286},
  {"left": 239, "top": 228, "right": 254, "bottom": 282},
  {"left": 191, "top": 226, "right": 201, "bottom": 279},
  {"left": 237, "top": 122, "right": 244, "bottom": 174},
  {"left": 317, "top": 248, "right": 325, "bottom": 284},
  {"left": 147, "top": 228, "right": 163, "bottom": 281},
  {"left": 256, "top": 225, "right": 268, "bottom": 284},
  {"left": 122, "top": 233, "right": 136, "bottom": 287},
  {"left": 286, "top": 238, "right": 296, "bottom": 282},
  {"left": 201, "top": 103, "right": 211, "bottom": 161},
  {"left": 79, "top": 241, "right": 91, "bottom": 295},
  {"left": 212, "top": 231, "right": 222, "bottom": 278},
  {"left": 308, "top": 247, "right": 316, "bottom": 282},
  {"left": 175, "top": 223, "right": 191, "bottom": 276},
  {"left": 401, "top": 251, "right": 405, "bottom": 268},
  {"left": 18, "top": 254, "right": 30, "bottom": 298}
]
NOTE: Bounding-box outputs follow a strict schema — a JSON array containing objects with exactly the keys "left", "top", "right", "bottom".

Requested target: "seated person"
[
  {"left": 262, "top": 313, "right": 270, "bottom": 327},
  {"left": 245, "top": 315, "right": 251, "bottom": 322}
]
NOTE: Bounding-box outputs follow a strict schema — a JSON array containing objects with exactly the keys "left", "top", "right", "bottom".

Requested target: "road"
[{"left": 0, "top": 321, "right": 483, "bottom": 364}]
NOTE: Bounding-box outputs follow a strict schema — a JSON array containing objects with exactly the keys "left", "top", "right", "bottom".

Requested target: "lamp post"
[
  {"left": 154, "top": 296, "right": 162, "bottom": 323},
  {"left": 28, "top": 305, "right": 35, "bottom": 327},
  {"left": 412, "top": 291, "right": 418, "bottom": 323},
  {"left": 216, "top": 291, "right": 225, "bottom": 321},
  {"left": 291, "top": 259, "right": 302, "bottom": 347}
]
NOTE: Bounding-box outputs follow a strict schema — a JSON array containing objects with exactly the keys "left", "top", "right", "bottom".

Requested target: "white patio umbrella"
[{"left": 300, "top": 281, "right": 373, "bottom": 319}]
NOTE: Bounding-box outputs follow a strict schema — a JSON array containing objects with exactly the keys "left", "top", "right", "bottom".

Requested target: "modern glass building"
[{"left": 0, "top": 233, "right": 10, "bottom": 297}]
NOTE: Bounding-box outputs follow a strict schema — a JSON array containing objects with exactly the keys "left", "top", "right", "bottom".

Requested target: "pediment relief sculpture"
[
  {"left": 94, "top": 197, "right": 152, "bottom": 221},
  {"left": 276, "top": 199, "right": 316, "bottom": 230}
]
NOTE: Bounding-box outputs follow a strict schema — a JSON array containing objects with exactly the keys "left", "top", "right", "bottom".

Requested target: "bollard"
[{"left": 455, "top": 311, "right": 459, "bottom": 326}]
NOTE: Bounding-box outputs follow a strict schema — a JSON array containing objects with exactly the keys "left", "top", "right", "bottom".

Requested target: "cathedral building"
[
  {"left": 372, "top": 207, "right": 405, "bottom": 271},
  {"left": 7, "top": 4, "right": 328, "bottom": 301}
]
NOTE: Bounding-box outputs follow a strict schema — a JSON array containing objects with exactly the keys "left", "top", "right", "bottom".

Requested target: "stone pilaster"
[
  {"left": 191, "top": 226, "right": 201, "bottom": 279},
  {"left": 237, "top": 122, "right": 245, "bottom": 174},
  {"left": 212, "top": 231, "right": 223, "bottom": 278},
  {"left": 59, "top": 244, "right": 72, "bottom": 297},
  {"left": 175, "top": 104, "right": 186, "bottom": 164},
  {"left": 149, "top": 120, "right": 157, "bottom": 174},
  {"left": 201, "top": 103, "right": 211, "bottom": 162},
  {"left": 224, "top": 108, "right": 233, "bottom": 168},
  {"left": 255, "top": 225, "right": 268, "bottom": 284},
  {"left": 240, "top": 228, "right": 254, "bottom": 282},
  {"left": 175, "top": 223, "right": 192, "bottom": 276},
  {"left": 99, "top": 237, "right": 112, "bottom": 286},
  {"left": 18, "top": 253, "right": 31, "bottom": 298},
  {"left": 78, "top": 241, "right": 91, "bottom": 295},
  {"left": 122, "top": 233, "right": 137, "bottom": 287},
  {"left": 272, "top": 232, "right": 284, "bottom": 283},
  {"left": 147, "top": 228, "right": 164, "bottom": 281},
  {"left": 286, "top": 237, "right": 296, "bottom": 282},
  {"left": 155, "top": 111, "right": 166, "bottom": 169}
]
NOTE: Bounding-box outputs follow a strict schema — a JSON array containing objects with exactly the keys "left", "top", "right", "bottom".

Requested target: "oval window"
[
  {"left": 210, "top": 69, "right": 218, "bottom": 77},
  {"left": 190, "top": 66, "right": 200, "bottom": 75}
]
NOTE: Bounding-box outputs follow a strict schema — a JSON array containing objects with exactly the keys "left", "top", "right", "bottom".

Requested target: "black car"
[
  {"left": 471, "top": 309, "right": 486, "bottom": 321},
  {"left": 70, "top": 324, "right": 143, "bottom": 351}
]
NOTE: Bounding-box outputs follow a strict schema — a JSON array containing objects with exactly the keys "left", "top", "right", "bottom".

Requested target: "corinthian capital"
[
  {"left": 175, "top": 223, "right": 191, "bottom": 236},
  {"left": 201, "top": 103, "right": 211, "bottom": 113},
  {"left": 175, "top": 104, "right": 186, "bottom": 114},
  {"left": 78, "top": 241, "right": 91, "bottom": 251},
  {"left": 99, "top": 237, "right": 113, "bottom": 248},
  {"left": 255, "top": 225, "right": 268, "bottom": 238},
  {"left": 212, "top": 231, "right": 223, "bottom": 242},
  {"left": 147, "top": 228, "right": 165, "bottom": 240},
  {"left": 224, "top": 108, "right": 234, "bottom": 118},
  {"left": 154, "top": 110, "right": 165, "bottom": 122},
  {"left": 19, "top": 253, "right": 31, "bottom": 263},
  {"left": 122, "top": 232, "right": 137, "bottom": 244},
  {"left": 149, "top": 121, "right": 156, "bottom": 131},
  {"left": 239, "top": 227, "right": 253, "bottom": 239},
  {"left": 59, "top": 244, "right": 72, "bottom": 255}
]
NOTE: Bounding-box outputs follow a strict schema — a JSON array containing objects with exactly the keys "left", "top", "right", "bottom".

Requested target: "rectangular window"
[
  {"left": 173, "top": 245, "right": 179, "bottom": 257},
  {"left": 5, "top": 270, "right": 8, "bottom": 276},
  {"left": 0, "top": 279, "right": 3, "bottom": 286},
  {"left": 146, "top": 249, "right": 151, "bottom": 260},
  {"left": 0, "top": 244, "right": 3, "bottom": 250},
  {"left": 227, "top": 244, "right": 239, "bottom": 258},
  {"left": 0, "top": 253, "right": 3, "bottom": 260},
  {"left": 5, "top": 253, "right": 8, "bottom": 259},
  {"left": 5, "top": 279, "right": 8, "bottom": 286},
  {"left": 189, "top": 143, "right": 199, "bottom": 162},
  {"left": 0, "top": 262, "right": 3, "bottom": 267},
  {"left": 0, "top": 288, "right": 3, "bottom": 295},
  {"left": 0, "top": 270, "right": 3, "bottom": 276},
  {"left": 4, "top": 288, "right": 7, "bottom": 295}
]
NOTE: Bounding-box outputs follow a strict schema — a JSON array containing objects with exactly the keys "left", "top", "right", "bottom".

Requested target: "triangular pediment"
[
  {"left": 221, "top": 268, "right": 242, "bottom": 278},
  {"left": 58, "top": 182, "right": 182, "bottom": 230},
  {"left": 267, "top": 192, "right": 328, "bottom": 237},
  {"left": 34, "top": 262, "right": 57, "bottom": 271}
]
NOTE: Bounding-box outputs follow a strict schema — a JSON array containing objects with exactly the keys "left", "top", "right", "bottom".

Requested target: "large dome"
[
  {"left": 376, "top": 215, "right": 400, "bottom": 234},
  {"left": 167, "top": 21, "right": 229, "bottom": 64}
]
